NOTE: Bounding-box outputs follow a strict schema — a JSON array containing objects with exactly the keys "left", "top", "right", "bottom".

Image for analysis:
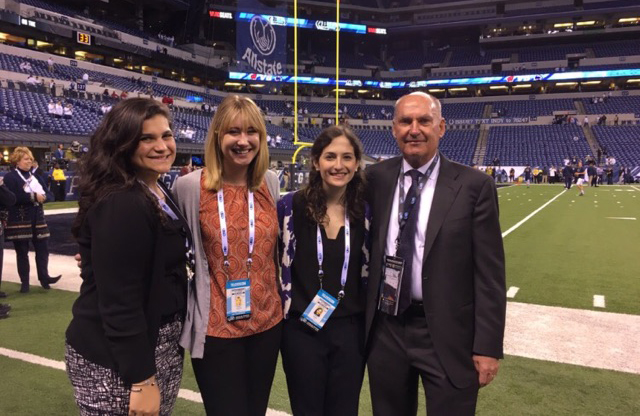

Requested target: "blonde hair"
[
  {"left": 203, "top": 95, "right": 269, "bottom": 191},
  {"left": 10, "top": 146, "right": 34, "bottom": 165}
]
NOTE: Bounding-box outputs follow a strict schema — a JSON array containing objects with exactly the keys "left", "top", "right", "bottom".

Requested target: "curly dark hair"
[
  {"left": 72, "top": 98, "right": 172, "bottom": 238},
  {"left": 303, "top": 125, "right": 366, "bottom": 224}
]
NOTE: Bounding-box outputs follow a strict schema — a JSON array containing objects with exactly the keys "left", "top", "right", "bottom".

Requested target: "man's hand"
[
  {"left": 74, "top": 253, "right": 82, "bottom": 268},
  {"left": 473, "top": 355, "right": 500, "bottom": 388},
  {"left": 36, "top": 193, "right": 46, "bottom": 204}
]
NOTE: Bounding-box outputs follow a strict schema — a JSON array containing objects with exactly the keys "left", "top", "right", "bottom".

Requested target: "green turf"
[
  {"left": 44, "top": 200, "right": 78, "bottom": 210},
  {"left": 499, "top": 185, "right": 640, "bottom": 314},
  {"left": 1, "top": 351, "right": 639, "bottom": 415},
  {"left": 1, "top": 184, "right": 639, "bottom": 414},
  {"left": 1, "top": 282, "right": 639, "bottom": 414}
]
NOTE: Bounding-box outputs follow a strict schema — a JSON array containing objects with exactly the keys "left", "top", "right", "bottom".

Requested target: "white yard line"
[
  {"left": 631, "top": 185, "right": 640, "bottom": 192},
  {"left": 606, "top": 217, "right": 637, "bottom": 221},
  {"left": 44, "top": 207, "right": 78, "bottom": 215},
  {"left": 3, "top": 300, "right": 639, "bottom": 380},
  {"left": 502, "top": 189, "right": 566, "bottom": 238},
  {"left": 506, "top": 286, "right": 520, "bottom": 298},
  {"left": 0, "top": 348, "right": 291, "bottom": 416},
  {"left": 504, "top": 302, "right": 640, "bottom": 374}
]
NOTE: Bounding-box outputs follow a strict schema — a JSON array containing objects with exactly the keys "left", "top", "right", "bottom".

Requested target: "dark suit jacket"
[{"left": 365, "top": 153, "right": 506, "bottom": 388}]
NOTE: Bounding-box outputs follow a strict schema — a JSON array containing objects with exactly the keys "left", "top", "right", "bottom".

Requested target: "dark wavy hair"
[
  {"left": 72, "top": 98, "right": 172, "bottom": 238},
  {"left": 303, "top": 125, "right": 366, "bottom": 224}
]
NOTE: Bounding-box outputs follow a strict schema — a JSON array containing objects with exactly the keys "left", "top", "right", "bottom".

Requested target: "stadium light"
[
  {"left": 553, "top": 23, "right": 573, "bottom": 28},
  {"left": 555, "top": 82, "right": 578, "bottom": 86},
  {"left": 580, "top": 81, "right": 601, "bottom": 85},
  {"left": 490, "top": 86, "right": 508, "bottom": 89},
  {"left": 576, "top": 21, "right": 596, "bottom": 26},
  {"left": 626, "top": 79, "right": 640, "bottom": 83},
  {"left": 225, "top": 82, "right": 243, "bottom": 86},
  {"left": 449, "top": 87, "right": 467, "bottom": 91},
  {"left": 428, "top": 89, "right": 445, "bottom": 92},
  {"left": 618, "top": 17, "right": 639, "bottom": 23},
  {"left": 513, "top": 84, "right": 532, "bottom": 88}
]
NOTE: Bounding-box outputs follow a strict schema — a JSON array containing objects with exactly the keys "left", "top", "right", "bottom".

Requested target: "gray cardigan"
[{"left": 172, "top": 169, "right": 280, "bottom": 358}]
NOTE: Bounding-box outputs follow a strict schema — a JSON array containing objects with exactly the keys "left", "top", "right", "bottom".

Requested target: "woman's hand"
[{"left": 128, "top": 376, "right": 160, "bottom": 416}]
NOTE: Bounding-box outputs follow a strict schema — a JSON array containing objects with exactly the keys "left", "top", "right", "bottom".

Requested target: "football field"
[{"left": 0, "top": 184, "right": 639, "bottom": 415}]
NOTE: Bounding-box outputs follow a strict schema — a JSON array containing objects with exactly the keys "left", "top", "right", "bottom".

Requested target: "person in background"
[
  {"left": 50, "top": 163, "right": 67, "bottom": 201},
  {"left": 55, "top": 100, "right": 64, "bottom": 118},
  {"left": 172, "top": 95, "right": 282, "bottom": 416},
  {"left": 66, "top": 98, "right": 193, "bottom": 415},
  {"left": 0, "top": 176, "right": 16, "bottom": 310},
  {"left": 63, "top": 103, "right": 73, "bottom": 119},
  {"left": 278, "top": 126, "right": 370, "bottom": 415},
  {"left": 3, "top": 147, "right": 61, "bottom": 293}
]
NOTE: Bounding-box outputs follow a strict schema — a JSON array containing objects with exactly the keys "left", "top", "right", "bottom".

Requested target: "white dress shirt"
[{"left": 385, "top": 154, "right": 441, "bottom": 301}]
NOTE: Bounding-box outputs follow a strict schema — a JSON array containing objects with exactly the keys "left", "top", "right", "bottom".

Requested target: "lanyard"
[
  {"left": 316, "top": 208, "right": 350, "bottom": 301},
  {"left": 397, "top": 154, "right": 439, "bottom": 233},
  {"left": 218, "top": 189, "right": 255, "bottom": 280},
  {"left": 16, "top": 169, "right": 44, "bottom": 199},
  {"left": 141, "top": 180, "right": 196, "bottom": 281}
]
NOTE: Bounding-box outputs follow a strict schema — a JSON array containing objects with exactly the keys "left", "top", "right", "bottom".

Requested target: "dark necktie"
[{"left": 396, "top": 169, "right": 423, "bottom": 314}]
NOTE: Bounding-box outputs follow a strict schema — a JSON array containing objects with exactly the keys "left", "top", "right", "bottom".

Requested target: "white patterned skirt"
[{"left": 65, "top": 318, "right": 184, "bottom": 416}]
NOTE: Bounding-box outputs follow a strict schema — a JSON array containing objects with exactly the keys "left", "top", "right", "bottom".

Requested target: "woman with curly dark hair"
[
  {"left": 277, "top": 125, "right": 370, "bottom": 415},
  {"left": 65, "top": 98, "right": 193, "bottom": 416}
]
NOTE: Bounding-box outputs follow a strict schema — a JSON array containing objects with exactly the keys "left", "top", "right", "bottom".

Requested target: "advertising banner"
[{"left": 236, "top": 1, "right": 287, "bottom": 75}]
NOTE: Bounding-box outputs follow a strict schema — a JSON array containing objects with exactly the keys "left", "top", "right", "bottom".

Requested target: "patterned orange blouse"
[{"left": 200, "top": 176, "right": 282, "bottom": 338}]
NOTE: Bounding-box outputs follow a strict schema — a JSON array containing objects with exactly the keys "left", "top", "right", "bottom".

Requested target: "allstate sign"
[{"left": 237, "top": 4, "right": 287, "bottom": 76}]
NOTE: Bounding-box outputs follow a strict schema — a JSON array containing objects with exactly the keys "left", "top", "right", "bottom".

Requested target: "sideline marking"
[
  {"left": 45, "top": 207, "right": 78, "bottom": 216},
  {"left": 631, "top": 186, "right": 640, "bottom": 192},
  {"left": 502, "top": 189, "right": 566, "bottom": 238},
  {"left": 0, "top": 347, "right": 292, "bottom": 416},
  {"left": 506, "top": 286, "right": 520, "bottom": 298},
  {"left": 593, "top": 295, "right": 606, "bottom": 308},
  {"left": 606, "top": 217, "right": 636, "bottom": 220}
]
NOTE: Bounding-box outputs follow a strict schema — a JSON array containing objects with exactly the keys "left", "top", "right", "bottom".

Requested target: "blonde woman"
[
  {"left": 173, "top": 95, "right": 282, "bottom": 416},
  {"left": 3, "top": 147, "right": 60, "bottom": 293}
]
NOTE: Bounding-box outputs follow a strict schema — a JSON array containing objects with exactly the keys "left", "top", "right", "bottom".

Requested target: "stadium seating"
[
  {"left": 591, "top": 126, "right": 640, "bottom": 168},
  {"left": 485, "top": 125, "right": 591, "bottom": 166},
  {"left": 492, "top": 99, "right": 576, "bottom": 117},
  {"left": 582, "top": 96, "right": 640, "bottom": 116}
]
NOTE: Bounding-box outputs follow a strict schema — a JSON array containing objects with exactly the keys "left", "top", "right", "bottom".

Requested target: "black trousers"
[
  {"left": 191, "top": 322, "right": 282, "bottom": 416},
  {"left": 13, "top": 237, "right": 50, "bottom": 285},
  {"left": 368, "top": 309, "right": 479, "bottom": 416},
  {"left": 281, "top": 314, "right": 366, "bottom": 416},
  {"left": 564, "top": 176, "right": 572, "bottom": 189},
  {"left": 53, "top": 180, "right": 66, "bottom": 201}
]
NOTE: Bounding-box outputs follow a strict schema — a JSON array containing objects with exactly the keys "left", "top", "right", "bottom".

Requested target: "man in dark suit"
[{"left": 365, "top": 92, "right": 506, "bottom": 415}]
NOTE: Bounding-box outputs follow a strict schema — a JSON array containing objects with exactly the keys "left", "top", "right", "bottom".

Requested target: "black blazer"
[
  {"left": 66, "top": 183, "right": 192, "bottom": 384},
  {"left": 365, "top": 153, "right": 506, "bottom": 388}
]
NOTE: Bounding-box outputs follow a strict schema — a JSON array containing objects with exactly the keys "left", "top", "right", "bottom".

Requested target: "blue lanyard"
[
  {"left": 316, "top": 208, "right": 350, "bottom": 301},
  {"left": 397, "top": 154, "right": 439, "bottom": 233}
]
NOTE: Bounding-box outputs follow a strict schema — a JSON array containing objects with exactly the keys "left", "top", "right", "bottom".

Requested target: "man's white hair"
[{"left": 393, "top": 91, "right": 442, "bottom": 118}]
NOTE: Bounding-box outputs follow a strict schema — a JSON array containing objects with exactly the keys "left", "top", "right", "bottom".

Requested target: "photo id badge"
[
  {"left": 226, "top": 279, "right": 251, "bottom": 321},
  {"left": 300, "top": 289, "right": 338, "bottom": 332},
  {"left": 378, "top": 255, "right": 405, "bottom": 316}
]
